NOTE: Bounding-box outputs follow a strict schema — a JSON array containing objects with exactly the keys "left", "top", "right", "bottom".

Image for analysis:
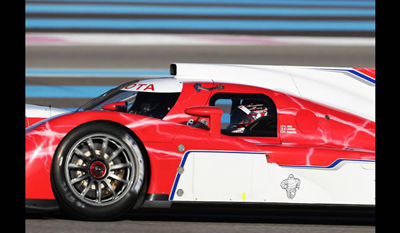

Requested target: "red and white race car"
[{"left": 26, "top": 63, "right": 375, "bottom": 220}]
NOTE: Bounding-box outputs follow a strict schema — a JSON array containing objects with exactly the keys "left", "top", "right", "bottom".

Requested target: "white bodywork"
[
  {"left": 169, "top": 63, "right": 374, "bottom": 206},
  {"left": 172, "top": 63, "right": 375, "bottom": 121},
  {"left": 25, "top": 104, "right": 71, "bottom": 119},
  {"left": 170, "top": 151, "right": 375, "bottom": 205}
]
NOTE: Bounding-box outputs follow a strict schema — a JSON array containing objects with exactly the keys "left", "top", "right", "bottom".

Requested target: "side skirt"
[{"left": 139, "top": 195, "right": 374, "bottom": 218}]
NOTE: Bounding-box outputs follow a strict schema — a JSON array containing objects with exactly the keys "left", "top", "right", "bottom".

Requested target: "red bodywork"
[
  {"left": 26, "top": 81, "right": 375, "bottom": 201},
  {"left": 26, "top": 117, "right": 46, "bottom": 128}
]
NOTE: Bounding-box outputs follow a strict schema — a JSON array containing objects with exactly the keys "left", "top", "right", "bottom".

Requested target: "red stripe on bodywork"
[{"left": 353, "top": 68, "right": 375, "bottom": 79}]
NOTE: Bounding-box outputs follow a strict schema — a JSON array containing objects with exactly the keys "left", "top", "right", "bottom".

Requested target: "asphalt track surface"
[
  {"left": 26, "top": 43, "right": 375, "bottom": 232},
  {"left": 26, "top": 44, "right": 374, "bottom": 69},
  {"left": 26, "top": 213, "right": 374, "bottom": 233}
]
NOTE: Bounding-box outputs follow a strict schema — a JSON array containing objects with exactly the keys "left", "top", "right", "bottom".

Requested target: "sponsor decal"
[
  {"left": 280, "top": 174, "right": 301, "bottom": 199},
  {"left": 124, "top": 83, "right": 155, "bottom": 91},
  {"left": 280, "top": 125, "right": 297, "bottom": 134}
]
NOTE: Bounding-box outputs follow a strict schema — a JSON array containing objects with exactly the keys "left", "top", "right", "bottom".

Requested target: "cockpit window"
[
  {"left": 210, "top": 93, "right": 277, "bottom": 137},
  {"left": 128, "top": 92, "right": 180, "bottom": 119},
  {"left": 77, "top": 80, "right": 180, "bottom": 119},
  {"left": 77, "top": 80, "right": 138, "bottom": 112}
]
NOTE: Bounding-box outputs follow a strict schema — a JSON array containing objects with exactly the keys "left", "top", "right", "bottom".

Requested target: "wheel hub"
[{"left": 90, "top": 161, "right": 107, "bottom": 179}]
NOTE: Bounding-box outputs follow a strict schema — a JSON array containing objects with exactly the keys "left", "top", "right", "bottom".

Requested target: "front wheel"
[{"left": 51, "top": 122, "right": 147, "bottom": 220}]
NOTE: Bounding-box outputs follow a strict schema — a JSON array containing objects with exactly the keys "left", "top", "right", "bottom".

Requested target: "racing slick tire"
[{"left": 51, "top": 121, "right": 148, "bottom": 220}]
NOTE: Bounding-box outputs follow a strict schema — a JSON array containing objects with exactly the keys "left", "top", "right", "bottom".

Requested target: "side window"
[{"left": 210, "top": 93, "right": 277, "bottom": 137}]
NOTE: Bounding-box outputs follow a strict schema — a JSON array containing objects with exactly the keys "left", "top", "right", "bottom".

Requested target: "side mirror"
[
  {"left": 102, "top": 101, "right": 127, "bottom": 112},
  {"left": 185, "top": 106, "right": 223, "bottom": 136}
]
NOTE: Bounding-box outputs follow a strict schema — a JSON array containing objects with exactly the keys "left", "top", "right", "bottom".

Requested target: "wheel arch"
[{"left": 51, "top": 119, "right": 151, "bottom": 212}]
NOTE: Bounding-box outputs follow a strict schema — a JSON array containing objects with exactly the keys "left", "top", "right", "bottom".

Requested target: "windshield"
[{"left": 77, "top": 80, "right": 181, "bottom": 119}]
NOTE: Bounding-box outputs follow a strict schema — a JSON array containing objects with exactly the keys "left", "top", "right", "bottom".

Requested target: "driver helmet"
[{"left": 228, "top": 104, "right": 268, "bottom": 133}]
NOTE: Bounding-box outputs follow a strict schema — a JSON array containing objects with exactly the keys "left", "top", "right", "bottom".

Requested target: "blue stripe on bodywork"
[
  {"left": 346, "top": 69, "right": 375, "bottom": 84},
  {"left": 317, "top": 68, "right": 375, "bottom": 84},
  {"left": 279, "top": 158, "right": 375, "bottom": 169},
  {"left": 169, "top": 152, "right": 375, "bottom": 200}
]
